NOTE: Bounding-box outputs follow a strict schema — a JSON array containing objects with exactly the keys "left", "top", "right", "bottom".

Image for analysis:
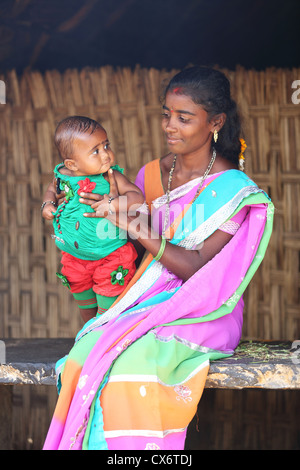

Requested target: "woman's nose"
[{"left": 164, "top": 115, "right": 177, "bottom": 132}]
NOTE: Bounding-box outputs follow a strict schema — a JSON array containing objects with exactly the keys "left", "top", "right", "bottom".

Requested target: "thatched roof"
[{"left": 0, "top": 0, "right": 299, "bottom": 74}]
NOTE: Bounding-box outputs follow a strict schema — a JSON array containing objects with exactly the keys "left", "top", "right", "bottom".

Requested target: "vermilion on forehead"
[
  {"left": 162, "top": 104, "right": 196, "bottom": 116},
  {"left": 164, "top": 92, "right": 206, "bottom": 116},
  {"left": 173, "top": 87, "right": 183, "bottom": 94}
]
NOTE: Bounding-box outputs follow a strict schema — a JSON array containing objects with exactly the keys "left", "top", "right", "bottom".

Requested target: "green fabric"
[
  {"left": 72, "top": 288, "right": 98, "bottom": 309},
  {"left": 96, "top": 293, "right": 118, "bottom": 311},
  {"left": 52, "top": 164, "right": 128, "bottom": 260},
  {"left": 109, "top": 331, "right": 230, "bottom": 384}
]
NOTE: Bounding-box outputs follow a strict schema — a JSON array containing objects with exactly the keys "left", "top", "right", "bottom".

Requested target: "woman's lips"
[{"left": 166, "top": 136, "right": 181, "bottom": 144}]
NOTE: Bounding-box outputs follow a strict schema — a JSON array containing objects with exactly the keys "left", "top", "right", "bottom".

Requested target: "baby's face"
[{"left": 71, "top": 127, "right": 115, "bottom": 175}]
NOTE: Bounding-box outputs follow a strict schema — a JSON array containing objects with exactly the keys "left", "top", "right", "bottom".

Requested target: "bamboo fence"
[
  {"left": 0, "top": 65, "right": 299, "bottom": 339},
  {"left": 0, "top": 65, "right": 299, "bottom": 450}
]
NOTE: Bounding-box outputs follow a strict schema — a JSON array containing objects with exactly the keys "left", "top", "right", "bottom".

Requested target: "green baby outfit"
[{"left": 52, "top": 164, "right": 128, "bottom": 260}]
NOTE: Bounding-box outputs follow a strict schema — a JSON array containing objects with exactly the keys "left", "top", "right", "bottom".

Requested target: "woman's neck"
[
  {"left": 175, "top": 149, "right": 215, "bottom": 176},
  {"left": 176, "top": 148, "right": 237, "bottom": 179}
]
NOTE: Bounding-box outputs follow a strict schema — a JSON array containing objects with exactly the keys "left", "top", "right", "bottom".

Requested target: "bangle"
[
  {"left": 41, "top": 200, "right": 57, "bottom": 212},
  {"left": 108, "top": 196, "right": 115, "bottom": 215},
  {"left": 154, "top": 237, "right": 166, "bottom": 261}
]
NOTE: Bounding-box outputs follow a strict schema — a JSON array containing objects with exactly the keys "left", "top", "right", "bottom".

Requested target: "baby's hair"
[{"left": 54, "top": 115, "right": 104, "bottom": 160}]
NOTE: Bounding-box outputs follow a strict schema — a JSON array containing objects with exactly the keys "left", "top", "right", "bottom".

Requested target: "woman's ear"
[
  {"left": 211, "top": 113, "right": 226, "bottom": 133},
  {"left": 64, "top": 159, "right": 78, "bottom": 171}
]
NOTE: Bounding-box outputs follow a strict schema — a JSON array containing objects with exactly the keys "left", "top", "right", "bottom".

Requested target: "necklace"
[{"left": 162, "top": 147, "right": 217, "bottom": 239}]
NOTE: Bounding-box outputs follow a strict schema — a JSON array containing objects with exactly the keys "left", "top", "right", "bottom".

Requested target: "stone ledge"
[{"left": 0, "top": 339, "right": 299, "bottom": 389}]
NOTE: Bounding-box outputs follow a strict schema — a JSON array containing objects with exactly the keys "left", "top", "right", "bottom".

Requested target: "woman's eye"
[
  {"left": 179, "top": 116, "right": 189, "bottom": 123},
  {"left": 161, "top": 112, "right": 170, "bottom": 119}
]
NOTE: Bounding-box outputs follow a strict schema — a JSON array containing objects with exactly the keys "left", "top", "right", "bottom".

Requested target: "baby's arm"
[
  {"left": 79, "top": 169, "right": 145, "bottom": 218},
  {"left": 41, "top": 180, "right": 58, "bottom": 219},
  {"left": 112, "top": 170, "right": 145, "bottom": 211}
]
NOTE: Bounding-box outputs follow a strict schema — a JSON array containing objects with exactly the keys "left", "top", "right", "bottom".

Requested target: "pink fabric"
[
  {"left": 43, "top": 166, "right": 272, "bottom": 450},
  {"left": 44, "top": 201, "right": 268, "bottom": 450}
]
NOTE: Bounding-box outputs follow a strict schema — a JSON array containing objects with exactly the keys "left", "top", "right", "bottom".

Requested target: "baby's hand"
[{"left": 42, "top": 202, "right": 57, "bottom": 220}]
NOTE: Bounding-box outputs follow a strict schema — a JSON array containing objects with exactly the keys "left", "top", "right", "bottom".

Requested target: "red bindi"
[{"left": 173, "top": 87, "right": 182, "bottom": 94}]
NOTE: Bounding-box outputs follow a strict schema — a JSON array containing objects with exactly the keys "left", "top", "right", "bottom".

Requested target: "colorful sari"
[{"left": 43, "top": 161, "right": 274, "bottom": 450}]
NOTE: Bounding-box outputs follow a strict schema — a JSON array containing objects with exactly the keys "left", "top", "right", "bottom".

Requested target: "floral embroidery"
[
  {"left": 267, "top": 203, "right": 274, "bottom": 222},
  {"left": 110, "top": 266, "right": 128, "bottom": 286},
  {"left": 61, "top": 180, "right": 74, "bottom": 201},
  {"left": 224, "top": 292, "right": 240, "bottom": 306},
  {"left": 69, "top": 418, "right": 88, "bottom": 450},
  {"left": 115, "top": 338, "right": 132, "bottom": 357},
  {"left": 174, "top": 384, "right": 192, "bottom": 403},
  {"left": 56, "top": 272, "right": 71, "bottom": 289},
  {"left": 78, "top": 374, "right": 89, "bottom": 390},
  {"left": 145, "top": 443, "right": 161, "bottom": 450},
  {"left": 82, "top": 389, "right": 96, "bottom": 406},
  {"left": 77, "top": 178, "right": 96, "bottom": 195}
]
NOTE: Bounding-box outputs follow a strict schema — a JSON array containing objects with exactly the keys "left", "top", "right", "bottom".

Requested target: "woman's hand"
[{"left": 79, "top": 168, "right": 120, "bottom": 218}]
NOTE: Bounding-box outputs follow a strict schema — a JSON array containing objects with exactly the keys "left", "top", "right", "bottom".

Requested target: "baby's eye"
[
  {"left": 104, "top": 143, "right": 111, "bottom": 150},
  {"left": 92, "top": 148, "right": 99, "bottom": 155}
]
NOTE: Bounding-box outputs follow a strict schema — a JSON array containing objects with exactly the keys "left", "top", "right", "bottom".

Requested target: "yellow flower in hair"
[
  {"left": 239, "top": 138, "right": 247, "bottom": 170},
  {"left": 239, "top": 139, "right": 247, "bottom": 157}
]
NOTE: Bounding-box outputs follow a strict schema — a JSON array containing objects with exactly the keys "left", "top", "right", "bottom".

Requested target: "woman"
[{"left": 43, "top": 66, "right": 273, "bottom": 450}]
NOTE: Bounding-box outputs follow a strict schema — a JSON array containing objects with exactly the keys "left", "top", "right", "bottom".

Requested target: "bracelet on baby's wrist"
[
  {"left": 41, "top": 200, "right": 57, "bottom": 212},
  {"left": 108, "top": 196, "right": 115, "bottom": 215}
]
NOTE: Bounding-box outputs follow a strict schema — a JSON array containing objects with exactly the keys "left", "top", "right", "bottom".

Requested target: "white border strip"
[{"left": 107, "top": 360, "right": 209, "bottom": 387}]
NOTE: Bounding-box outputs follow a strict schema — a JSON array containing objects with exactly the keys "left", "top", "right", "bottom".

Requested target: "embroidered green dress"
[{"left": 52, "top": 164, "right": 128, "bottom": 260}]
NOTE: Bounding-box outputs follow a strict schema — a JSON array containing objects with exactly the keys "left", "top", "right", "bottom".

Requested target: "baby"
[{"left": 42, "top": 116, "right": 144, "bottom": 323}]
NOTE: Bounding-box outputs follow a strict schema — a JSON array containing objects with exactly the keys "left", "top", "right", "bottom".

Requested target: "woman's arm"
[
  {"left": 125, "top": 214, "right": 233, "bottom": 281},
  {"left": 80, "top": 170, "right": 233, "bottom": 281}
]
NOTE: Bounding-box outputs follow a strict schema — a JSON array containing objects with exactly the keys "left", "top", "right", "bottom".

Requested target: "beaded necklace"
[{"left": 162, "top": 148, "right": 217, "bottom": 239}]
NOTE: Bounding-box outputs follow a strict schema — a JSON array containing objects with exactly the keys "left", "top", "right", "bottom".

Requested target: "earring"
[{"left": 213, "top": 129, "right": 218, "bottom": 143}]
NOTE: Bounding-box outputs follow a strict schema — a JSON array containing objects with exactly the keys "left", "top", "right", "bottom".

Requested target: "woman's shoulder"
[
  {"left": 214, "top": 168, "right": 257, "bottom": 190},
  {"left": 141, "top": 153, "right": 173, "bottom": 180},
  {"left": 141, "top": 153, "right": 172, "bottom": 169}
]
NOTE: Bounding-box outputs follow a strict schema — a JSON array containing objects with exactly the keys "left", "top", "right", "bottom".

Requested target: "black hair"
[
  {"left": 54, "top": 115, "right": 104, "bottom": 160},
  {"left": 164, "top": 66, "right": 242, "bottom": 166}
]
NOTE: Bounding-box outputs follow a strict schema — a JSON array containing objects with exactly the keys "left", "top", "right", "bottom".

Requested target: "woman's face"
[{"left": 162, "top": 91, "right": 215, "bottom": 157}]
